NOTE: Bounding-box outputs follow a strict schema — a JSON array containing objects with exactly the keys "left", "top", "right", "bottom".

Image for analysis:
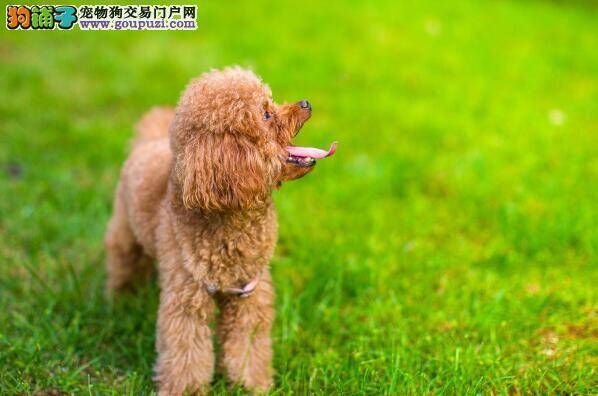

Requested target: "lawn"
[{"left": 0, "top": 0, "right": 596, "bottom": 394}]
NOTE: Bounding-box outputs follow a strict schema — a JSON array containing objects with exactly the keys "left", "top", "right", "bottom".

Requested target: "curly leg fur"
[
  {"left": 217, "top": 270, "right": 275, "bottom": 392},
  {"left": 104, "top": 189, "right": 153, "bottom": 294},
  {"left": 154, "top": 261, "right": 216, "bottom": 396}
]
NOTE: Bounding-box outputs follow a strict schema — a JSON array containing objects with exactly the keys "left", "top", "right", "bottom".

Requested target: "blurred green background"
[{"left": 1, "top": 0, "right": 596, "bottom": 394}]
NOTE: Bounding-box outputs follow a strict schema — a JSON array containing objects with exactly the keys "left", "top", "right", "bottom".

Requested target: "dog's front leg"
[
  {"left": 154, "top": 271, "right": 215, "bottom": 396},
  {"left": 217, "top": 269, "right": 275, "bottom": 393}
]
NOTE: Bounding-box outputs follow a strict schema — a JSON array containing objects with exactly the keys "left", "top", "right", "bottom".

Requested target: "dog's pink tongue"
[{"left": 286, "top": 141, "right": 337, "bottom": 159}]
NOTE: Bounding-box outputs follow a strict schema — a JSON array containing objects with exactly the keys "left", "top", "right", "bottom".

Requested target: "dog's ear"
[{"left": 177, "top": 133, "right": 275, "bottom": 211}]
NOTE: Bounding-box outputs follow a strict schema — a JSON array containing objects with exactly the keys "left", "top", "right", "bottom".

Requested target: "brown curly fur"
[{"left": 104, "top": 67, "right": 315, "bottom": 395}]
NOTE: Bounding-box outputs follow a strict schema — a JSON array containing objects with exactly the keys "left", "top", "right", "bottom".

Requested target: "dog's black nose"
[{"left": 299, "top": 100, "right": 311, "bottom": 110}]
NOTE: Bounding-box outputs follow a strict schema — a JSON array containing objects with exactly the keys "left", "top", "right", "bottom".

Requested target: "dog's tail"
[{"left": 132, "top": 106, "right": 175, "bottom": 147}]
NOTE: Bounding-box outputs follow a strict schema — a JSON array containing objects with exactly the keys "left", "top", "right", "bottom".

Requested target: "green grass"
[{"left": 1, "top": 0, "right": 597, "bottom": 394}]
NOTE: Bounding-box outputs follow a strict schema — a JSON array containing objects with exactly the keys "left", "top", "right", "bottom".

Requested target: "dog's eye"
[{"left": 263, "top": 111, "right": 272, "bottom": 121}]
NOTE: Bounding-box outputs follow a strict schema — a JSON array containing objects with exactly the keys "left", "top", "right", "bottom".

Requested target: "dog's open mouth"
[{"left": 286, "top": 142, "right": 337, "bottom": 167}]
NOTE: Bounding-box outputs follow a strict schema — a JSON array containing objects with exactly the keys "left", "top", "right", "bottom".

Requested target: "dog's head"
[{"left": 170, "top": 67, "right": 334, "bottom": 211}]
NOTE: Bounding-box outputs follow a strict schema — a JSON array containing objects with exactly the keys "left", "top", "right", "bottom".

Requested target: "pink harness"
[{"left": 221, "top": 273, "right": 261, "bottom": 298}]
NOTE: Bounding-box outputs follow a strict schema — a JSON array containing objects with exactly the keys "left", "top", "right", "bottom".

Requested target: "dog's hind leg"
[{"left": 104, "top": 186, "right": 153, "bottom": 294}]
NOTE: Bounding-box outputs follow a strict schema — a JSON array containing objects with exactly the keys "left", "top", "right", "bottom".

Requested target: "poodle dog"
[{"left": 104, "top": 67, "right": 335, "bottom": 395}]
